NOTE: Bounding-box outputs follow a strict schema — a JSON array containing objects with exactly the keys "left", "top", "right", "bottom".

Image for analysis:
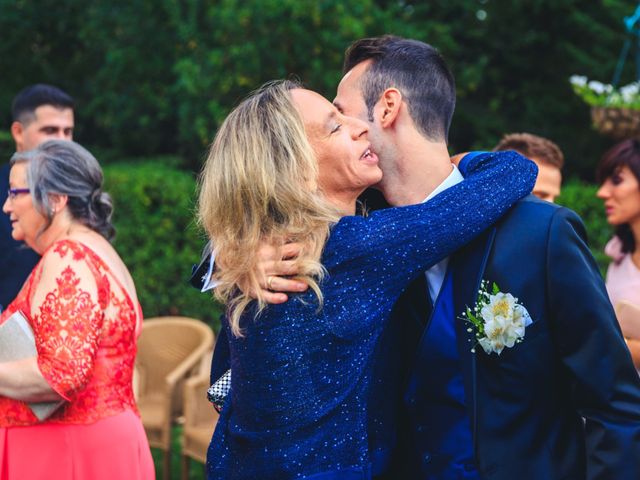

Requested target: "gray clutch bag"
[{"left": 0, "top": 310, "right": 65, "bottom": 420}]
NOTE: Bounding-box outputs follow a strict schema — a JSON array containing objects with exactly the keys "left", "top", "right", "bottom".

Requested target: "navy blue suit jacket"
[
  {"left": 390, "top": 195, "right": 640, "bottom": 480},
  {"left": 0, "top": 163, "right": 39, "bottom": 310}
]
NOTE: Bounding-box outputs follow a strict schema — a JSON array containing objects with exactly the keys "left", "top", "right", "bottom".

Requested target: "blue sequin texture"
[{"left": 206, "top": 151, "right": 537, "bottom": 479}]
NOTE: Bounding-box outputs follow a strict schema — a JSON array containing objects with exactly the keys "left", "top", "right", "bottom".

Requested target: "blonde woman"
[{"left": 198, "top": 80, "right": 536, "bottom": 480}]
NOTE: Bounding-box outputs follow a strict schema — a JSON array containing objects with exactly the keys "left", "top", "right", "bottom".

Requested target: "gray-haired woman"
[{"left": 0, "top": 140, "right": 154, "bottom": 479}]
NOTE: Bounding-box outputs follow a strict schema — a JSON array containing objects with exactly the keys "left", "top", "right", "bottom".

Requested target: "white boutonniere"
[{"left": 460, "top": 280, "right": 533, "bottom": 355}]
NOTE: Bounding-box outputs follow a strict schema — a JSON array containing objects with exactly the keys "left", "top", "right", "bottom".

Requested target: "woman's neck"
[
  {"left": 325, "top": 192, "right": 358, "bottom": 216},
  {"left": 32, "top": 213, "right": 90, "bottom": 255}
]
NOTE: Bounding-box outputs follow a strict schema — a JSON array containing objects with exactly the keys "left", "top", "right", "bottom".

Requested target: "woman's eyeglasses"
[{"left": 6, "top": 188, "right": 30, "bottom": 200}]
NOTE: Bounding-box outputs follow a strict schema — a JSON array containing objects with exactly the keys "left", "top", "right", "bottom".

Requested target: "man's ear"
[
  {"left": 376, "top": 88, "right": 403, "bottom": 128},
  {"left": 10, "top": 121, "right": 23, "bottom": 150}
]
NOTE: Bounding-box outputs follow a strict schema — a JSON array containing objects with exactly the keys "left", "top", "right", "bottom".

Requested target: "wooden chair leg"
[
  {"left": 163, "top": 448, "right": 171, "bottom": 480},
  {"left": 181, "top": 455, "right": 190, "bottom": 480}
]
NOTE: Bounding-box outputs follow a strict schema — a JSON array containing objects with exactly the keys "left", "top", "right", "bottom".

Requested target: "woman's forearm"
[{"left": 0, "top": 357, "right": 64, "bottom": 402}]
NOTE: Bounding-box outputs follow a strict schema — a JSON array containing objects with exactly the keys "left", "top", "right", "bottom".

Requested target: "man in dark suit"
[
  {"left": 199, "top": 36, "right": 640, "bottom": 479},
  {"left": 0, "top": 84, "right": 74, "bottom": 310},
  {"left": 331, "top": 35, "right": 640, "bottom": 479}
]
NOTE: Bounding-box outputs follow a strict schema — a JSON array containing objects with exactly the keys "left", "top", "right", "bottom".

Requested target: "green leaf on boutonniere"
[
  {"left": 492, "top": 282, "right": 500, "bottom": 295},
  {"left": 465, "top": 306, "right": 485, "bottom": 336}
]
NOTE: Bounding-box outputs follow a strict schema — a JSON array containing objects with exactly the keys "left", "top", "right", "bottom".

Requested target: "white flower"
[
  {"left": 570, "top": 74, "right": 640, "bottom": 109},
  {"left": 570, "top": 75, "right": 587, "bottom": 87},
  {"left": 462, "top": 285, "right": 533, "bottom": 356},
  {"left": 620, "top": 82, "right": 640, "bottom": 103},
  {"left": 588, "top": 80, "right": 606, "bottom": 94}
]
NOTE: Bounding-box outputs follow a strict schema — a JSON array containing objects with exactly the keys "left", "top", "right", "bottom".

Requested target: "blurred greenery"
[
  {"left": 151, "top": 426, "right": 206, "bottom": 480},
  {"left": 557, "top": 179, "right": 614, "bottom": 274},
  {"left": 0, "top": 130, "right": 13, "bottom": 164},
  {"left": 0, "top": 0, "right": 632, "bottom": 325},
  {"left": 103, "top": 161, "right": 222, "bottom": 330},
  {"left": 1, "top": 0, "right": 639, "bottom": 176}
]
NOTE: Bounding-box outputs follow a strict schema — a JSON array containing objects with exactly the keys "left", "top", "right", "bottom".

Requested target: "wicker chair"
[
  {"left": 136, "top": 316, "right": 215, "bottom": 480},
  {"left": 181, "top": 350, "right": 219, "bottom": 480}
]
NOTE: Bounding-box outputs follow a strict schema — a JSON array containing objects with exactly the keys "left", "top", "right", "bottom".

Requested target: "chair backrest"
[{"left": 136, "top": 316, "right": 215, "bottom": 395}]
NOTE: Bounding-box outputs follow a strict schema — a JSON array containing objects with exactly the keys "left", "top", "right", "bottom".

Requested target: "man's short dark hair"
[
  {"left": 343, "top": 35, "right": 456, "bottom": 142},
  {"left": 11, "top": 84, "right": 74, "bottom": 124},
  {"left": 493, "top": 132, "right": 564, "bottom": 169}
]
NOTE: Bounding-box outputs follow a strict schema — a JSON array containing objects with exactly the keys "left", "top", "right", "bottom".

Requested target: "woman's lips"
[{"left": 360, "top": 148, "right": 379, "bottom": 165}]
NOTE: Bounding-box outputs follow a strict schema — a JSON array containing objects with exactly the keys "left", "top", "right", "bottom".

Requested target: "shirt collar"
[{"left": 423, "top": 164, "right": 464, "bottom": 202}]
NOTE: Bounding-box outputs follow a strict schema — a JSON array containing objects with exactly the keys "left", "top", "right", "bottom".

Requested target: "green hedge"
[
  {"left": 557, "top": 179, "right": 613, "bottom": 274},
  {"left": 103, "top": 161, "right": 222, "bottom": 331},
  {"left": 0, "top": 130, "right": 14, "bottom": 162}
]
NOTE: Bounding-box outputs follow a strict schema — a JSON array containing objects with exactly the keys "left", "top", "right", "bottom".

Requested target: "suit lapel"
[
  {"left": 451, "top": 227, "right": 496, "bottom": 451},
  {"left": 397, "top": 273, "right": 433, "bottom": 331}
]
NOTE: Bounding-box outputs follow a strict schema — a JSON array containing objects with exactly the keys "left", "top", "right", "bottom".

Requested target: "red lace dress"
[{"left": 0, "top": 240, "right": 154, "bottom": 479}]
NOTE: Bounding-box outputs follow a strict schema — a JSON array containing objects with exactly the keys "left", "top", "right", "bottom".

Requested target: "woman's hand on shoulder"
[
  {"left": 251, "top": 241, "right": 308, "bottom": 304},
  {"left": 450, "top": 152, "right": 469, "bottom": 166}
]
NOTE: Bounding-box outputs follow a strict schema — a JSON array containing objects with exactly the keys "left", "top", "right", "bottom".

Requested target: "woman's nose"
[
  {"left": 351, "top": 118, "right": 368, "bottom": 139},
  {"left": 596, "top": 183, "right": 610, "bottom": 199}
]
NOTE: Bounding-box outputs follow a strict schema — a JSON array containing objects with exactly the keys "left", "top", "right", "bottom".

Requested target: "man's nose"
[{"left": 2, "top": 197, "right": 11, "bottom": 214}]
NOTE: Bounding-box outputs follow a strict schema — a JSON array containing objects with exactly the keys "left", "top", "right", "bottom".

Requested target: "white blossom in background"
[
  {"left": 621, "top": 82, "right": 640, "bottom": 103},
  {"left": 570, "top": 75, "right": 640, "bottom": 109},
  {"left": 588, "top": 80, "right": 606, "bottom": 94},
  {"left": 570, "top": 75, "right": 587, "bottom": 87}
]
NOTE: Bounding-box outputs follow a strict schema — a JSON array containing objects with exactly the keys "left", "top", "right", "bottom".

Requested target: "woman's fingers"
[
  {"left": 280, "top": 242, "right": 303, "bottom": 260},
  {"left": 260, "top": 290, "right": 289, "bottom": 304},
  {"left": 265, "top": 275, "right": 308, "bottom": 293},
  {"left": 255, "top": 241, "right": 307, "bottom": 304}
]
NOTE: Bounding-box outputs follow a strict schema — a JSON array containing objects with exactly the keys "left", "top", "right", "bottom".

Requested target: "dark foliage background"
[
  {"left": 2, "top": 0, "right": 637, "bottom": 174},
  {"left": 1, "top": 0, "right": 634, "bottom": 326}
]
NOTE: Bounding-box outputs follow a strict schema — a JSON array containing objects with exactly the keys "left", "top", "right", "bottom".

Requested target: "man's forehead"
[
  {"left": 33, "top": 104, "right": 73, "bottom": 119},
  {"left": 31, "top": 105, "right": 74, "bottom": 125},
  {"left": 339, "top": 60, "right": 372, "bottom": 88}
]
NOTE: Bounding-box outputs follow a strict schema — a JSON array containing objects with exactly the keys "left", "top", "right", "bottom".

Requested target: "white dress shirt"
[{"left": 423, "top": 164, "right": 464, "bottom": 302}]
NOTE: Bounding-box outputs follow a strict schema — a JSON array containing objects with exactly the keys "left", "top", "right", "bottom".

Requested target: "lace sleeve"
[{"left": 29, "top": 242, "right": 106, "bottom": 401}]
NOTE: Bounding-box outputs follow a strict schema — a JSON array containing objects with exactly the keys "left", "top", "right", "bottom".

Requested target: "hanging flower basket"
[
  {"left": 590, "top": 106, "right": 640, "bottom": 140},
  {"left": 570, "top": 75, "right": 640, "bottom": 140}
]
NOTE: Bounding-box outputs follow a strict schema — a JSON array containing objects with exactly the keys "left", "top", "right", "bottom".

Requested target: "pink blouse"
[{"left": 605, "top": 236, "right": 640, "bottom": 308}]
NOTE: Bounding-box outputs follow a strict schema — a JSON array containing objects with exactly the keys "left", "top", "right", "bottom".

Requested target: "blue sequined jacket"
[{"left": 207, "top": 152, "right": 537, "bottom": 480}]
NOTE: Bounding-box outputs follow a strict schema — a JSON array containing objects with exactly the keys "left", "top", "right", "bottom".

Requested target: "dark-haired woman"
[
  {"left": 0, "top": 140, "right": 154, "bottom": 479},
  {"left": 597, "top": 139, "right": 640, "bottom": 368}
]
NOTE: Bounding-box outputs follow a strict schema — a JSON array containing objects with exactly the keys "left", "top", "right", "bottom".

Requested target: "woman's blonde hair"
[{"left": 198, "top": 80, "right": 341, "bottom": 337}]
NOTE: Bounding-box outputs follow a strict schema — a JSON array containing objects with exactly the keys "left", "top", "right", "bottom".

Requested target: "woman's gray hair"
[{"left": 10, "top": 140, "right": 115, "bottom": 241}]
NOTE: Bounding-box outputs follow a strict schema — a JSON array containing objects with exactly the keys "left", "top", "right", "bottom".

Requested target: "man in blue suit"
[
  {"left": 200, "top": 36, "right": 640, "bottom": 479},
  {"left": 331, "top": 35, "right": 640, "bottom": 479},
  {"left": 0, "top": 84, "right": 74, "bottom": 310}
]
